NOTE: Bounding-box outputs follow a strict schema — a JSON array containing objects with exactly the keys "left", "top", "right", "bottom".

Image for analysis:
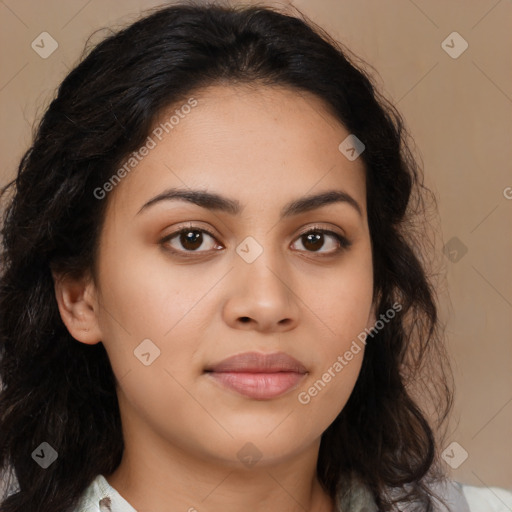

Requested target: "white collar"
[{"left": 77, "top": 473, "right": 472, "bottom": 512}]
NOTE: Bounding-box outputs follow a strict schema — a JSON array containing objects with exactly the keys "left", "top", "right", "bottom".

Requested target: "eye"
[
  {"left": 291, "top": 227, "right": 351, "bottom": 256},
  {"left": 160, "top": 225, "right": 221, "bottom": 255},
  {"left": 159, "top": 224, "right": 351, "bottom": 257}
]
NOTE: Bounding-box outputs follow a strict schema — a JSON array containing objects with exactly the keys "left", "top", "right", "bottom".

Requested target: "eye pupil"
[
  {"left": 181, "top": 230, "right": 203, "bottom": 250},
  {"left": 303, "top": 232, "right": 323, "bottom": 251}
]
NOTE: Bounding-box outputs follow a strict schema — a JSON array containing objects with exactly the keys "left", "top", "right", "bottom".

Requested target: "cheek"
[
  {"left": 306, "top": 253, "right": 373, "bottom": 341},
  {"left": 94, "top": 244, "right": 215, "bottom": 390},
  {"left": 96, "top": 241, "right": 214, "bottom": 337},
  {"left": 295, "top": 249, "right": 372, "bottom": 417}
]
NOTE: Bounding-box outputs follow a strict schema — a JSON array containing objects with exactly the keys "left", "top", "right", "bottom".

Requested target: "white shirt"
[{"left": 74, "top": 474, "right": 512, "bottom": 512}]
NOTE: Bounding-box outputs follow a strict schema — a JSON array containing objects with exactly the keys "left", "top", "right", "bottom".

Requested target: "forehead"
[{"left": 107, "top": 83, "right": 367, "bottom": 218}]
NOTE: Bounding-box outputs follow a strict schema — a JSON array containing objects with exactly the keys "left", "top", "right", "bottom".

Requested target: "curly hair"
[{"left": 0, "top": 1, "right": 454, "bottom": 511}]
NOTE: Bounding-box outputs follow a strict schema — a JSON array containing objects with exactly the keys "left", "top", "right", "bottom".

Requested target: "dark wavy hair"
[{"left": 0, "top": 1, "right": 455, "bottom": 511}]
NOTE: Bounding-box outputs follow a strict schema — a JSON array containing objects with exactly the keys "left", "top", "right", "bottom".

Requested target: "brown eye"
[
  {"left": 177, "top": 230, "right": 206, "bottom": 251},
  {"left": 292, "top": 228, "right": 351, "bottom": 255},
  {"left": 161, "top": 227, "right": 220, "bottom": 254},
  {"left": 301, "top": 232, "right": 325, "bottom": 251}
]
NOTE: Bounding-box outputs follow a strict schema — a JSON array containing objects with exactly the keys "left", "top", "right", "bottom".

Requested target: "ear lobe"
[{"left": 52, "top": 271, "right": 102, "bottom": 345}]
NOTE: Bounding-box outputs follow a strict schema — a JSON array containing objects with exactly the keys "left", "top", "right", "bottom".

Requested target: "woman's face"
[{"left": 64, "top": 84, "right": 375, "bottom": 468}]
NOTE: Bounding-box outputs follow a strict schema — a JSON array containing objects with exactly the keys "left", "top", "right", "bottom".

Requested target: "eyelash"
[{"left": 159, "top": 223, "right": 352, "bottom": 258}]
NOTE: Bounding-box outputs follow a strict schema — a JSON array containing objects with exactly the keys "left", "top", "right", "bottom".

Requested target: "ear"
[{"left": 52, "top": 270, "right": 102, "bottom": 345}]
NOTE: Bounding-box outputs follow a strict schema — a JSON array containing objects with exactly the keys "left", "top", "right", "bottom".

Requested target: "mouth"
[{"left": 204, "top": 351, "right": 308, "bottom": 400}]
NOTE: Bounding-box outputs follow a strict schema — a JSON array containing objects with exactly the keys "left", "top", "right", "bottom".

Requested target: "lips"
[
  {"left": 205, "top": 351, "right": 307, "bottom": 373},
  {"left": 204, "top": 351, "right": 307, "bottom": 400}
]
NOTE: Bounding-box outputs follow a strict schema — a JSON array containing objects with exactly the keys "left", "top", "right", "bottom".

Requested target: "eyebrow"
[{"left": 136, "top": 187, "right": 363, "bottom": 218}]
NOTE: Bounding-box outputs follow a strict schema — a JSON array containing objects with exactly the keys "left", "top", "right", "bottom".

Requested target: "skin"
[{"left": 54, "top": 84, "right": 376, "bottom": 512}]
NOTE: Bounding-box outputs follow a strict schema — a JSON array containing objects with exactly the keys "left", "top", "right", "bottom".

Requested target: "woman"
[{"left": 0, "top": 2, "right": 510, "bottom": 511}]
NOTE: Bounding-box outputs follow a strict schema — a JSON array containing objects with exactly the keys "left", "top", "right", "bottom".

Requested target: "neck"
[{"left": 106, "top": 424, "right": 335, "bottom": 512}]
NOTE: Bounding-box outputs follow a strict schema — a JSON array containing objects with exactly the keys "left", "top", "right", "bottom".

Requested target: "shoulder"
[
  {"left": 336, "top": 475, "right": 512, "bottom": 512},
  {"left": 460, "top": 482, "right": 512, "bottom": 512},
  {"left": 429, "top": 478, "right": 512, "bottom": 512},
  {"left": 72, "top": 474, "right": 512, "bottom": 512},
  {"left": 73, "top": 474, "right": 136, "bottom": 512}
]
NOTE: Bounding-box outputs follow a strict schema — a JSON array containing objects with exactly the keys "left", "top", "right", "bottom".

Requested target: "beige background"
[{"left": 1, "top": 0, "right": 510, "bottom": 490}]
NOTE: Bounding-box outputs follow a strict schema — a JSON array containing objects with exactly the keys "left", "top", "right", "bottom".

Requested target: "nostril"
[{"left": 240, "top": 317, "right": 251, "bottom": 323}]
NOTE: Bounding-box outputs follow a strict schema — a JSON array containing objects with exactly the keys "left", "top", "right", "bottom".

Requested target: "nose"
[{"left": 222, "top": 253, "right": 300, "bottom": 333}]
